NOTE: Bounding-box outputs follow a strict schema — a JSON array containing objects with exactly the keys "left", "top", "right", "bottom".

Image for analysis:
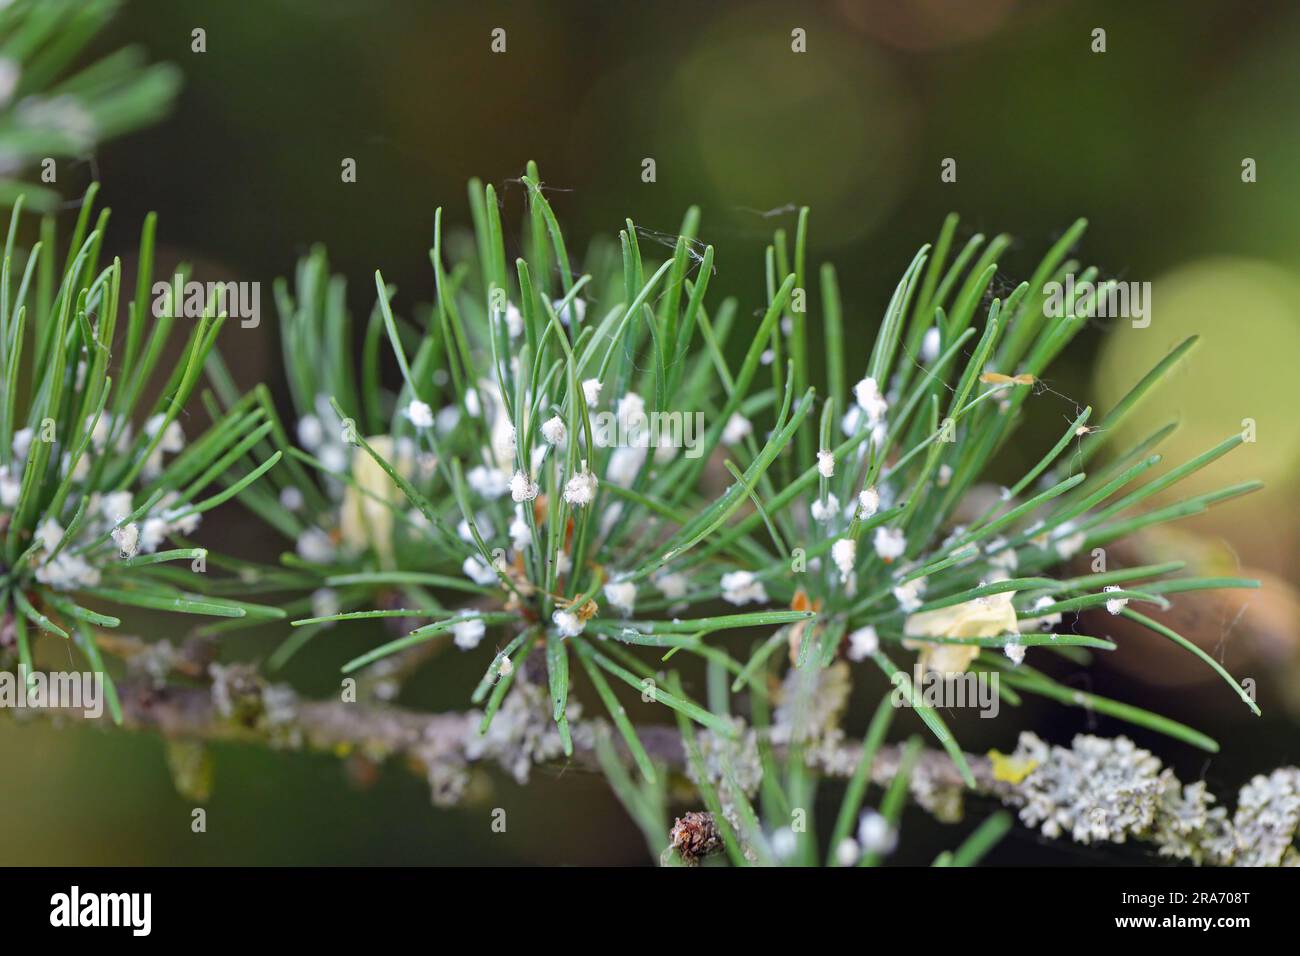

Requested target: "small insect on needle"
[{"left": 979, "top": 372, "right": 1036, "bottom": 386}]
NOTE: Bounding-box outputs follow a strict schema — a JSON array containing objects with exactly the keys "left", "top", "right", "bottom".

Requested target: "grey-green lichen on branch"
[{"left": 7, "top": 637, "right": 1295, "bottom": 867}]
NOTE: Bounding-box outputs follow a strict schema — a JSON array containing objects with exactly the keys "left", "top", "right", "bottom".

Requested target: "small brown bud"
[{"left": 667, "top": 811, "right": 722, "bottom": 866}]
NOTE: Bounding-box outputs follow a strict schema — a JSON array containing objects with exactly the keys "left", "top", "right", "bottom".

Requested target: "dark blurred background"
[{"left": 2, "top": 0, "right": 1298, "bottom": 865}]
